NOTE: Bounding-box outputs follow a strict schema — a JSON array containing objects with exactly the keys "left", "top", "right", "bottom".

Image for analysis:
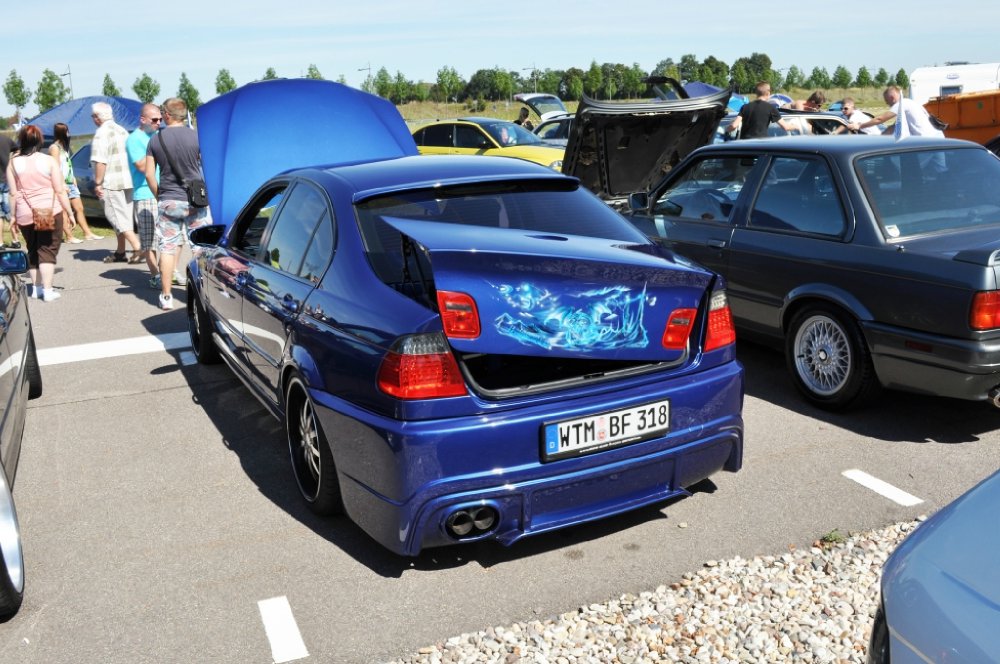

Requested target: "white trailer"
[{"left": 908, "top": 62, "right": 1000, "bottom": 106}]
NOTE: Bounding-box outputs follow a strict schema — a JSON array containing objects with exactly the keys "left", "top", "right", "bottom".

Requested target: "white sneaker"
[
  {"left": 27, "top": 284, "right": 40, "bottom": 299},
  {"left": 42, "top": 289, "right": 61, "bottom": 302},
  {"left": 158, "top": 294, "right": 173, "bottom": 310}
]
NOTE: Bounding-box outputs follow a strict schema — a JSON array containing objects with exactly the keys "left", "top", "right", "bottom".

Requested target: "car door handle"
[
  {"left": 281, "top": 294, "right": 298, "bottom": 313},
  {"left": 707, "top": 239, "right": 727, "bottom": 249},
  {"left": 235, "top": 271, "right": 251, "bottom": 289}
]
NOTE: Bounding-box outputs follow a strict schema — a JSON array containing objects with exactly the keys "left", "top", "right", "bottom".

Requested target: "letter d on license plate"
[{"left": 542, "top": 399, "right": 670, "bottom": 461}]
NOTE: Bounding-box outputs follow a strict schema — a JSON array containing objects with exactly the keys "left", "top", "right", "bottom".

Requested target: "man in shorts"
[
  {"left": 145, "top": 98, "right": 212, "bottom": 311},
  {"left": 91, "top": 102, "right": 142, "bottom": 263},
  {"left": 126, "top": 103, "right": 162, "bottom": 285},
  {"left": 0, "top": 132, "right": 14, "bottom": 245}
]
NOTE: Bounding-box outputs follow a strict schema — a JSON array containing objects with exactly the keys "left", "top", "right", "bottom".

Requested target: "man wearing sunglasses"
[{"left": 126, "top": 104, "right": 163, "bottom": 284}]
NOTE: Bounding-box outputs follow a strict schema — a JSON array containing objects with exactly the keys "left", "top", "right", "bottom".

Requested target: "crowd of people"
[
  {"left": 0, "top": 97, "right": 211, "bottom": 310},
  {"left": 725, "top": 82, "right": 945, "bottom": 140}
]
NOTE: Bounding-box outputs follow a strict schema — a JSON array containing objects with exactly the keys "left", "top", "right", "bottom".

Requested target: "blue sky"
[{"left": 5, "top": 1, "right": 997, "bottom": 117}]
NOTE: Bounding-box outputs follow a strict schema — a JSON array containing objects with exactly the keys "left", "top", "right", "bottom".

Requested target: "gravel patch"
[{"left": 387, "top": 518, "right": 924, "bottom": 664}]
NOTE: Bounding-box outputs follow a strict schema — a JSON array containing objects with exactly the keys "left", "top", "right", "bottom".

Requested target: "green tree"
[
  {"left": 435, "top": 66, "right": 462, "bottom": 102},
  {"left": 262, "top": 68, "right": 279, "bottom": 80},
  {"left": 678, "top": 54, "right": 700, "bottom": 83},
  {"left": 622, "top": 63, "right": 645, "bottom": 99},
  {"left": 34, "top": 69, "right": 69, "bottom": 113},
  {"left": 336, "top": 74, "right": 347, "bottom": 85},
  {"left": 562, "top": 68, "right": 585, "bottom": 101},
  {"left": 831, "top": 65, "right": 852, "bottom": 88},
  {"left": 874, "top": 68, "right": 890, "bottom": 88},
  {"left": 584, "top": 61, "right": 603, "bottom": 98},
  {"left": 177, "top": 72, "right": 201, "bottom": 112},
  {"left": 215, "top": 68, "right": 237, "bottom": 95},
  {"left": 651, "top": 58, "right": 676, "bottom": 78},
  {"left": 392, "top": 71, "right": 412, "bottom": 104},
  {"left": 782, "top": 65, "right": 806, "bottom": 90},
  {"left": 698, "top": 56, "right": 730, "bottom": 88},
  {"left": 102, "top": 74, "right": 121, "bottom": 97},
  {"left": 305, "top": 64, "right": 323, "bottom": 80},
  {"left": 806, "top": 66, "right": 831, "bottom": 88},
  {"left": 600, "top": 63, "right": 622, "bottom": 99},
  {"left": 373, "top": 67, "right": 393, "bottom": 99},
  {"left": 729, "top": 61, "right": 753, "bottom": 93},
  {"left": 132, "top": 73, "right": 161, "bottom": 104},
  {"left": 895, "top": 68, "right": 910, "bottom": 89},
  {"left": 853, "top": 66, "right": 874, "bottom": 88},
  {"left": 412, "top": 81, "right": 430, "bottom": 102},
  {"left": 3, "top": 70, "right": 30, "bottom": 117},
  {"left": 537, "top": 68, "right": 563, "bottom": 96}
]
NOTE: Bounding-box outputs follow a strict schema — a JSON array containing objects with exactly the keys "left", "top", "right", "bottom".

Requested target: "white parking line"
[
  {"left": 37, "top": 333, "right": 191, "bottom": 367},
  {"left": 258, "top": 596, "right": 309, "bottom": 663},
  {"left": 842, "top": 469, "right": 924, "bottom": 506}
]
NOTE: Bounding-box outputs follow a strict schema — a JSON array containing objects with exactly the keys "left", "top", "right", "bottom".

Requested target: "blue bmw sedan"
[{"left": 186, "top": 80, "right": 744, "bottom": 555}]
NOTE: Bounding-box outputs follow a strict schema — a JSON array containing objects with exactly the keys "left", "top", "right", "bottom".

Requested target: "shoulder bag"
[
  {"left": 12, "top": 157, "right": 56, "bottom": 232},
  {"left": 157, "top": 129, "right": 209, "bottom": 207}
]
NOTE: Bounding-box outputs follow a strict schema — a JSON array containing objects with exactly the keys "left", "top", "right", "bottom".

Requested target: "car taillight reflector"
[
  {"left": 437, "top": 290, "right": 480, "bottom": 339},
  {"left": 705, "top": 291, "right": 736, "bottom": 351},
  {"left": 662, "top": 308, "right": 697, "bottom": 350},
  {"left": 971, "top": 291, "right": 1000, "bottom": 330},
  {"left": 377, "top": 333, "right": 467, "bottom": 399}
]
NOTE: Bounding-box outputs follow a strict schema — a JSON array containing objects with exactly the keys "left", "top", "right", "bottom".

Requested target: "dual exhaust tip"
[
  {"left": 445, "top": 505, "right": 499, "bottom": 539},
  {"left": 991, "top": 387, "right": 1000, "bottom": 409}
]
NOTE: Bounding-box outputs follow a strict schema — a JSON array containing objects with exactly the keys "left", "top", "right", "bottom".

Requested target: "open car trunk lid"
[
  {"left": 383, "top": 217, "right": 715, "bottom": 363},
  {"left": 562, "top": 89, "right": 732, "bottom": 200}
]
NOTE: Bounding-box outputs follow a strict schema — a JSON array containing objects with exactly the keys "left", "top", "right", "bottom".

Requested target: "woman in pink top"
[{"left": 6, "top": 125, "right": 71, "bottom": 301}]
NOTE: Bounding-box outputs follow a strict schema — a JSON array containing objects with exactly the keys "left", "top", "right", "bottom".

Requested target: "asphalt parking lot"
[{"left": 2, "top": 238, "right": 999, "bottom": 663}]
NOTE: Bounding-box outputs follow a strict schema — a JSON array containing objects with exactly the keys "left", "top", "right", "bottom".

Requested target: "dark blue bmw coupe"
[{"left": 186, "top": 80, "right": 744, "bottom": 555}]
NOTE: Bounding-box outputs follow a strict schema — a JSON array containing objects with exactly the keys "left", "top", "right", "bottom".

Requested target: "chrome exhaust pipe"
[
  {"left": 990, "top": 387, "right": 1000, "bottom": 409},
  {"left": 445, "top": 506, "right": 499, "bottom": 539}
]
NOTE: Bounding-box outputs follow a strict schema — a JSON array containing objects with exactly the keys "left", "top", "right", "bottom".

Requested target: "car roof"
[
  {"left": 458, "top": 117, "right": 517, "bottom": 126},
  {"left": 293, "top": 154, "right": 572, "bottom": 203},
  {"left": 700, "top": 135, "right": 981, "bottom": 156}
]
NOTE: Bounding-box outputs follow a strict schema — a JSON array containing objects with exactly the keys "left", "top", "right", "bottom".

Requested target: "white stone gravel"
[{"left": 388, "top": 518, "right": 925, "bottom": 664}]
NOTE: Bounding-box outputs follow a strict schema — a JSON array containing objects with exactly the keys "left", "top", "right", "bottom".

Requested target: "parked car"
[
  {"left": 0, "top": 248, "right": 43, "bottom": 619},
  {"left": 69, "top": 143, "right": 105, "bottom": 220},
  {"left": 868, "top": 467, "right": 1000, "bottom": 663},
  {"left": 532, "top": 113, "right": 573, "bottom": 147},
  {"left": 412, "top": 117, "right": 564, "bottom": 170},
  {"left": 514, "top": 92, "right": 568, "bottom": 120},
  {"left": 187, "top": 79, "right": 744, "bottom": 556},
  {"left": 626, "top": 135, "right": 1000, "bottom": 410}
]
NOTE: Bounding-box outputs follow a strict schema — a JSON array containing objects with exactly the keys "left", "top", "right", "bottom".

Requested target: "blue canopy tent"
[{"left": 27, "top": 96, "right": 143, "bottom": 137}]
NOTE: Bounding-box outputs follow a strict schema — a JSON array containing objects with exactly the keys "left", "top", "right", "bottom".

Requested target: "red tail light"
[
  {"left": 377, "top": 333, "right": 467, "bottom": 399},
  {"left": 662, "top": 308, "right": 697, "bottom": 350},
  {"left": 704, "top": 291, "right": 736, "bottom": 351},
  {"left": 437, "top": 290, "right": 480, "bottom": 339},
  {"left": 971, "top": 291, "right": 1000, "bottom": 330}
]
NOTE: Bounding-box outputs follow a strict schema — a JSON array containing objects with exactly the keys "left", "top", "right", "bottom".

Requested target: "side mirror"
[
  {"left": 628, "top": 192, "right": 650, "bottom": 212},
  {"left": 189, "top": 224, "right": 226, "bottom": 247},
  {"left": 0, "top": 249, "right": 28, "bottom": 275}
]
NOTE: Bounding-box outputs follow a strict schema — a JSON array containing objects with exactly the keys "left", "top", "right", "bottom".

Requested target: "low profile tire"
[
  {"left": 24, "top": 331, "right": 42, "bottom": 400},
  {"left": 785, "top": 304, "right": 880, "bottom": 410},
  {"left": 187, "top": 285, "right": 220, "bottom": 365},
  {"left": 866, "top": 605, "right": 890, "bottom": 664},
  {"left": 0, "top": 468, "right": 24, "bottom": 620},
  {"left": 285, "top": 376, "right": 343, "bottom": 516}
]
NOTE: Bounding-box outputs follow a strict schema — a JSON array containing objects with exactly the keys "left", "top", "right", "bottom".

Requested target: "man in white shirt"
[
  {"left": 91, "top": 102, "right": 142, "bottom": 263},
  {"left": 849, "top": 86, "right": 944, "bottom": 139}
]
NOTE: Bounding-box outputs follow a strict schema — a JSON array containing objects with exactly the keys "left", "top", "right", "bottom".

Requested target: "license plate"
[{"left": 542, "top": 399, "right": 670, "bottom": 461}]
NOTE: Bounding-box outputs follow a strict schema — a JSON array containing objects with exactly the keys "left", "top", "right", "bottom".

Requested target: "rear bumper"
[
  {"left": 863, "top": 322, "right": 1000, "bottom": 401},
  {"left": 311, "top": 360, "right": 743, "bottom": 556}
]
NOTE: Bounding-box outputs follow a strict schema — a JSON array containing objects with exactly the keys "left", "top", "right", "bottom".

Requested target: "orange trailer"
[{"left": 925, "top": 89, "right": 1000, "bottom": 145}]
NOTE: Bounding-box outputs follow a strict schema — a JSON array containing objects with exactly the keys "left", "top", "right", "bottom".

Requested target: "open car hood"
[
  {"left": 197, "top": 79, "right": 417, "bottom": 226},
  {"left": 562, "top": 88, "right": 731, "bottom": 200},
  {"left": 383, "top": 217, "right": 714, "bottom": 362}
]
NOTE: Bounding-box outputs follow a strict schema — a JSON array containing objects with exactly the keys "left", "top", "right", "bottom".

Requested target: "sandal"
[
  {"left": 128, "top": 253, "right": 145, "bottom": 264},
  {"left": 102, "top": 252, "right": 127, "bottom": 264}
]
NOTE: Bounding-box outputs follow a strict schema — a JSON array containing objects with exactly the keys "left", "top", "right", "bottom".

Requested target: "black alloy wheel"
[{"left": 285, "top": 376, "right": 343, "bottom": 516}]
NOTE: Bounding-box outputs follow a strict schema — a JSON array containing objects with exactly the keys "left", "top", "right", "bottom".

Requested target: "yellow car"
[{"left": 412, "top": 117, "right": 564, "bottom": 170}]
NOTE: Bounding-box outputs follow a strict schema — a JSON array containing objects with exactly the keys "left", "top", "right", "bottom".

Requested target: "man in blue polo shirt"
[{"left": 126, "top": 103, "right": 162, "bottom": 286}]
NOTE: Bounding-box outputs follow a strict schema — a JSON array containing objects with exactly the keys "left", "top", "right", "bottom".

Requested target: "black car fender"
[{"left": 781, "top": 282, "right": 875, "bottom": 333}]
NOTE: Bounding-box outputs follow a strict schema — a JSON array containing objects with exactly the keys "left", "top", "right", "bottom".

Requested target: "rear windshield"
[
  {"left": 355, "top": 181, "right": 649, "bottom": 287},
  {"left": 857, "top": 147, "right": 1000, "bottom": 239}
]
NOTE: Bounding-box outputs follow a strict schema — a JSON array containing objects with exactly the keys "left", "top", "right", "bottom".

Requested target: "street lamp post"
[
  {"left": 522, "top": 64, "right": 538, "bottom": 93},
  {"left": 60, "top": 65, "right": 73, "bottom": 99},
  {"left": 358, "top": 62, "right": 371, "bottom": 90}
]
